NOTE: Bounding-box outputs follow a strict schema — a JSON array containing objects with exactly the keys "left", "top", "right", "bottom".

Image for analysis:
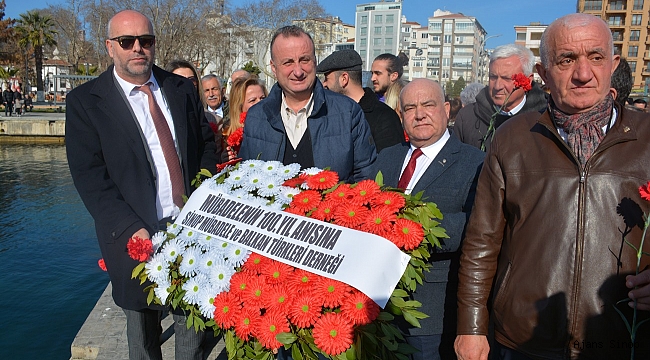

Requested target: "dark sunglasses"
[{"left": 109, "top": 35, "right": 156, "bottom": 49}]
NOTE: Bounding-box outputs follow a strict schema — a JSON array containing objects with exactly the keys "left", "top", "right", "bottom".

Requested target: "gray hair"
[
  {"left": 540, "top": 13, "right": 613, "bottom": 68},
  {"left": 460, "top": 82, "right": 485, "bottom": 106},
  {"left": 490, "top": 44, "right": 535, "bottom": 75},
  {"left": 201, "top": 74, "right": 222, "bottom": 87}
]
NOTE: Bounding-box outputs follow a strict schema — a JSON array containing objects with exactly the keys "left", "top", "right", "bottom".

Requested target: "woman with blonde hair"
[
  {"left": 223, "top": 76, "right": 268, "bottom": 159},
  {"left": 384, "top": 79, "right": 408, "bottom": 122}
]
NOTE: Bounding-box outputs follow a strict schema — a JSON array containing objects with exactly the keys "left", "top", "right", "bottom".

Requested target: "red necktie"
[
  {"left": 397, "top": 148, "right": 423, "bottom": 190},
  {"left": 137, "top": 82, "right": 185, "bottom": 207}
]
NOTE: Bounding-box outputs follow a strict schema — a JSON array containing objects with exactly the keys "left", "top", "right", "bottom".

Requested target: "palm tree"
[
  {"left": 0, "top": 67, "right": 19, "bottom": 90},
  {"left": 15, "top": 10, "right": 57, "bottom": 101}
]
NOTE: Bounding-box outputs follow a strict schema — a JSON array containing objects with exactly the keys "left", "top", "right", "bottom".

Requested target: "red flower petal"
[
  {"left": 333, "top": 203, "right": 368, "bottom": 229},
  {"left": 640, "top": 181, "right": 650, "bottom": 202},
  {"left": 363, "top": 207, "right": 397, "bottom": 236},
  {"left": 213, "top": 291, "right": 241, "bottom": 329},
  {"left": 255, "top": 310, "right": 290, "bottom": 350},
  {"left": 98, "top": 258, "right": 107, "bottom": 271},
  {"left": 306, "top": 170, "right": 339, "bottom": 190},
  {"left": 390, "top": 218, "right": 425, "bottom": 250},
  {"left": 242, "top": 252, "right": 270, "bottom": 275},
  {"left": 289, "top": 190, "right": 322, "bottom": 212},
  {"left": 234, "top": 307, "right": 260, "bottom": 341},
  {"left": 315, "top": 277, "right": 352, "bottom": 308},
  {"left": 310, "top": 200, "right": 337, "bottom": 222},
  {"left": 511, "top": 73, "right": 532, "bottom": 92},
  {"left": 312, "top": 312, "right": 354, "bottom": 356},
  {"left": 288, "top": 293, "right": 322, "bottom": 328},
  {"left": 348, "top": 180, "right": 380, "bottom": 205},
  {"left": 370, "top": 191, "right": 406, "bottom": 210},
  {"left": 340, "top": 291, "right": 380, "bottom": 325},
  {"left": 262, "top": 260, "right": 294, "bottom": 285},
  {"left": 127, "top": 236, "right": 153, "bottom": 262}
]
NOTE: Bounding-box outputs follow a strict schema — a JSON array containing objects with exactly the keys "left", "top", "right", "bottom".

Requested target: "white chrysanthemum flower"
[
  {"left": 301, "top": 167, "right": 322, "bottom": 176},
  {"left": 231, "top": 188, "right": 251, "bottom": 200},
  {"left": 277, "top": 163, "right": 301, "bottom": 180},
  {"left": 179, "top": 247, "right": 201, "bottom": 276},
  {"left": 240, "top": 172, "right": 265, "bottom": 191},
  {"left": 161, "top": 239, "right": 183, "bottom": 262},
  {"left": 225, "top": 245, "right": 250, "bottom": 267},
  {"left": 210, "top": 263, "right": 235, "bottom": 292},
  {"left": 151, "top": 231, "right": 167, "bottom": 253},
  {"left": 246, "top": 195, "right": 270, "bottom": 207},
  {"left": 196, "top": 251, "right": 224, "bottom": 275},
  {"left": 197, "top": 288, "right": 218, "bottom": 319},
  {"left": 145, "top": 253, "right": 169, "bottom": 283},
  {"left": 267, "top": 201, "right": 284, "bottom": 210},
  {"left": 166, "top": 223, "right": 183, "bottom": 236},
  {"left": 225, "top": 169, "right": 247, "bottom": 187},
  {"left": 278, "top": 186, "right": 301, "bottom": 204},
  {"left": 154, "top": 280, "right": 172, "bottom": 304},
  {"left": 197, "top": 234, "right": 218, "bottom": 250},
  {"left": 177, "top": 228, "right": 200, "bottom": 246},
  {"left": 213, "top": 239, "right": 231, "bottom": 254},
  {"left": 182, "top": 274, "right": 209, "bottom": 305},
  {"left": 260, "top": 160, "right": 284, "bottom": 174},
  {"left": 240, "top": 159, "right": 264, "bottom": 172},
  {"left": 204, "top": 180, "right": 230, "bottom": 193},
  {"left": 258, "top": 178, "right": 283, "bottom": 197}
]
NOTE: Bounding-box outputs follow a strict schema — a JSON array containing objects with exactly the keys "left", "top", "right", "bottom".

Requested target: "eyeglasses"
[{"left": 109, "top": 35, "right": 156, "bottom": 50}]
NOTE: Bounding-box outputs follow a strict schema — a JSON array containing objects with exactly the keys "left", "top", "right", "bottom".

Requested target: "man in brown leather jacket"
[{"left": 455, "top": 13, "right": 650, "bottom": 360}]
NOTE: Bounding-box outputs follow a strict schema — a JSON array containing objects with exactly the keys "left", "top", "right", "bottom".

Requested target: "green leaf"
[
  {"left": 291, "top": 343, "right": 303, "bottom": 360},
  {"left": 391, "top": 289, "right": 408, "bottom": 298},
  {"left": 375, "top": 171, "right": 384, "bottom": 187},
  {"left": 402, "top": 311, "right": 421, "bottom": 328},
  {"left": 276, "top": 332, "right": 298, "bottom": 344},
  {"left": 146, "top": 289, "right": 155, "bottom": 305},
  {"left": 377, "top": 312, "right": 394, "bottom": 321},
  {"left": 131, "top": 262, "right": 146, "bottom": 279}
]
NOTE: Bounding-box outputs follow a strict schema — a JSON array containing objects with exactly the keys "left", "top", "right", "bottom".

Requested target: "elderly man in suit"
[
  {"left": 373, "top": 78, "right": 484, "bottom": 360},
  {"left": 66, "top": 10, "right": 219, "bottom": 360}
]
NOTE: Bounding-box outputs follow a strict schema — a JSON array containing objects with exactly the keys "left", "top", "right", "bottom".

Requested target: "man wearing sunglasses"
[{"left": 66, "top": 9, "right": 219, "bottom": 360}]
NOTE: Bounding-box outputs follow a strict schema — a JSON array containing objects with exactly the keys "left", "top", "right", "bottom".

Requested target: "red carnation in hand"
[
  {"left": 312, "top": 312, "right": 354, "bottom": 356},
  {"left": 512, "top": 73, "right": 532, "bottom": 92},
  {"left": 306, "top": 170, "right": 339, "bottom": 190},
  {"left": 226, "top": 127, "right": 244, "bottom": 148},
  {"left": 239, "top": 111, "right": 248, "bottom": 125},
  {"left": 98, "top": 258, "right": 107, "bottom": 271},
  {"left": 127, "top": 236, "right": 154, "bottom": 262},
  {"left": 640, "top": 181, "right": 650, "bottom": 202}
]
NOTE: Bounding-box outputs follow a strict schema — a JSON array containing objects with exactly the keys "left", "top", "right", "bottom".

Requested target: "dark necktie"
[
  {"left": 136, "top": 82, "right": 185, "bottom": 207},
  {"left": 397, "top": 148, "right": 423, "bottom": 190}
]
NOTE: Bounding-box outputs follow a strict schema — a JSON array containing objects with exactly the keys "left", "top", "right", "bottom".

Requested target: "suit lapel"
[
  {"left": 156, "top": 67, "right": 188, "bottom": 167},
  {"left": 412, "top": 136, "right": 461, "bottom": 193},
  {"left": 383, "top": 144, "right": 410, "bottom": 187}
]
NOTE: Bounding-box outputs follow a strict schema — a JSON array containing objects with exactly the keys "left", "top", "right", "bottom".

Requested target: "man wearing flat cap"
[{"left": 319, "top": 49, "right": 405, "bottom": 152}]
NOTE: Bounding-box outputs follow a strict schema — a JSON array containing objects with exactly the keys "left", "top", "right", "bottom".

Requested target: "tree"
[
  {"left": 47, "top": 0, "right": 96, "bottom": 73},
  {"left": 242, "top": 61, "right": 261, "bottom": 76},
  {"left": 0, "top": 0, "right": 18, "bottom": 65},
  {"left": 0, "top": 66, "right": 18, "bottom": 89},
  {"left": 15, "top": 10, "right": 58, "bottom": 101},
  {"left": 452, "top": 76, "right": 466, "bottom": 98}
]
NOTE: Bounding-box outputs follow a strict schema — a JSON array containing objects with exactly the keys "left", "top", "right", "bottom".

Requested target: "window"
[
  {"left": 386, "top": 14, "right": 394, "bottom": 23},
  {"left": 530, "top": 32, "right": 542, "bottom": 40},
  {"left": 516, "top": 33, "right": 526, "bottom": 41},
  {"left": 609, "top": 16, "right": 623, "bottom": 26},
  {"left": 359, "top": 49, "right": 366, "bottom": 58},
  {"left": 360, "top": 27, "right": 367, "bottom": 36},
  {"left": 584, "top": 0, "right": 602, "bottom": 10},
  {"left": 432, "top": 35, "right": 440, "bottom": 42},
  {"left": 429, "top": 58, "right": 440, "bottom": 66},
  {"left": 385, "top": 26, "right": 394, "bottom": 35},
  {"left": 374, "top": 27, "right": 382, "bottom": 35},
  {"left": 631, "top": 30, "right": 641, "bottom": 41},
  {"left": 385, "top": 38, "right": 393, "bottom": 46},
  {"left": 421, "top": 33, "right": 428, "bottom": 39},
  {"left": 455, "top": 22, "right": 473, "bottom": 31},
  {"left": 610, "top": 0, "right": 624, "bottom": 10},
  {"left": 414, "top": 61, "right": 422, "bottom": 67},
  {"left": 373, "top": 38, "right": 382, "bottom": 46},
  {"left": 373, "top": 49, "right": 381, "bottom": 57},
  {"left": 360, "top": 38, "right": 367, "bottom": 46},
  {"left": 634, "top": 0, "right": 644, "bottom": 10},
  {"left": 632, "top": 14, "right": 643, "bottom": 26},
  {"left": 442, "top": 58, "right": 450, "bottom": 66},
  {"left": 629, "top": 61, "right": 637, "bottom": 73},
  {"left": 375, "top": 15, "right": 382, "bottom": 23},
  {"left": 443, "top": 46, "right": 451, "bottom": 55},
  {"left": 456, "top": 36, "right": 464, "bottom": 44},
  {"left": 612, "top": 30, "right": 623, "bottom": 41},
  {"left": 364, "top": 6, "right": 375, "bottom": 11},
  {"left": 444, "top": 35, "right": 452, "bottom": 43},
  {"left": 444, "top": 22, "right": 452, "bottom": 32},
  {"left": 629, "top": 45, "right": 639, "bottom": 57},
  {"left": 361, "top": 15, "right": 368, "bottom": 25},
  {"left": 429, "top": 22, "right": 442, "bottom": 31},
  {"left": 412, "top": 32, "right": 417, "bottom": 39}
]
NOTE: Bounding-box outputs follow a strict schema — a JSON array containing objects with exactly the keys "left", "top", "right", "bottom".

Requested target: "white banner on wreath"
[{"left": 175, "top": 186, "right": 410, "bottom": 308}]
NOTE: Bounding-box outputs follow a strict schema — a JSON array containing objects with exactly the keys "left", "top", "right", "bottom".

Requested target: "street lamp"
[{"left": 477, "top": 34, "right": 501, "bottom": 84}]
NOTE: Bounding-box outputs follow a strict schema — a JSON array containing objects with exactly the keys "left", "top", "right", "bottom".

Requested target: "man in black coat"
[
  {"left": 373, "top": 79, "right": 484, "bottom": 360},
  {"left": 318, "top": 49, "right": 405, "bottom": 152},
  {"left": 66, "top": 10, "right": 219, "bottom": 360},
  {"left": 453, "top": 44, "right": 547, "bottom": 151},
  {"left": 3, "top": 88, "right": 14, "bottom": 116}
]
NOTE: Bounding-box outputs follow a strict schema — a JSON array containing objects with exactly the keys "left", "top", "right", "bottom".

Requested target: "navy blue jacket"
[{"left": 238, "top": 81, "right": 377, "bottom": 183}]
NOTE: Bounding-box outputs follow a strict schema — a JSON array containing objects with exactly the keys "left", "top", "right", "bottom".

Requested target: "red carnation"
[
  {"left": 255, "top": 310, "right": 290, "bottom": 350},
  {"left": 512, "top": 73, "right": 532, "bottom": 92},
  {"left": 325, "top": 184, "right": 352, "bottom": 203},
  {"left": 640, "top": 181, "right": 650, "bottom": 202},
  {"left": 229, "top": 271, "right": 252, "bottom": 299},
  {"left": 340, "top": 291, "right": 380, "bottom": 325},
  {"left": 239, "top": 111, "right": 247, "bottom": 125},
  {"left": 226, "top": 127, "right": 244, "bottom": 148},
  {"left": 312, "top": 312, "right": 354, "bottom": 356},
  {"left": 242, "top": 277, "right": 268, "bottom": 308},
  {"left": 390, "top": 218, "right": 425, "bottom": 250},
  {"left": 242, "top": 252, "right": 269, "bottom": 275},
  {"left": 213, "top": 291, "right": 241, "bottom": 329},
  {"left": 288, "top": 293, "right": 322, "bottom": 328},
  {"left": 264, "top": 285, "right": 292, "bottom": 313},
  {"left": 306, "top": 170, "right": 339, "bottom": 190},
  {"left": 98, "top": 258, "right": 107, "bottom": 271},
  {"left": 288, "top": 269, "right": 321, "bottom": 294},
  {"left": 127, "top": 236, "right": 154, "bottom": 262}
]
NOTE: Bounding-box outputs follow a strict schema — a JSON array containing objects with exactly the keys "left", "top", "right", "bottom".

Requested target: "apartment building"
[
  {"left": 355, "top": 0, "right": 403, "bottom": 70},
  {"left": 293, "top": 16, "right": 355, "bottom": 60},
  {"left": 578, "top": 0, "right": 650, "bottom": 92},
  {"left": 514, "top": 22, "right": 547, "bottom": 82}
]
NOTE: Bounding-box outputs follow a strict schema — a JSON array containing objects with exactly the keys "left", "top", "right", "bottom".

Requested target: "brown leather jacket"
[{"left": 457, "top": 105, "right": 650, "bottom": 359}]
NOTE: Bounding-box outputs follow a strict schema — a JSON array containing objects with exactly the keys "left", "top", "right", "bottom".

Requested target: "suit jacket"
[
  {"left": 66, "top": 65, "right": 220, "bottom": 310},
  {"left": 373, "top": 136, "right": 484, "bottom": 343},
  {"left": 358, "top": 87, "right": 405, "bottom": 152}
]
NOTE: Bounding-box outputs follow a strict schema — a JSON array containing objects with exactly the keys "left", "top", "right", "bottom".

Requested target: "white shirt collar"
[{"left": 499, "top": 94, "right": 527, "bottom": 116}]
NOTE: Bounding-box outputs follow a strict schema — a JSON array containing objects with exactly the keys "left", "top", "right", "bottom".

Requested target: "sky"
[{"left": 5, "top": 0, "right": 577, "bottom": 48}]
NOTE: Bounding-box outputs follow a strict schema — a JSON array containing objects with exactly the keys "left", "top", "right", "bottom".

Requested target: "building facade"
[
  {"left": 293, "top": 17, "right": 355, "bottom": 61},
  {"left": 578, "top": 0, "right": 650, "bottom": 93},
  {"left": 514, "top": 22, "right": 547, "bottom": 82},
  {"left": 355, "top": 1, "right": 403, "bottom": 70}
]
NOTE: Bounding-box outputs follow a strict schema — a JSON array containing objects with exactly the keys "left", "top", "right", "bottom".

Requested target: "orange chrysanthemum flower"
[
  {"left": 242, "top": 252, "right": 269, "bottom": 275},
  {"left": 640, "top": 181, "right": 650, "bottom": 202},
  {"left": 306, "top": 170, "right": 339, "bottom": 190},
  {"left": 288, "top": 269, "right": 321, "bottom": 294},
  {"left": 213, "top": 292, "right": 241, "bottom": 329},
  {"left": 310, "top": 200, "right": 337, "bottom": 222},
  {"left": 242, "top": 277, "right": 268, "bottom": 308},
  {"left": 312, "top": 312, "right": 354, "bottom": 356},
  {"left": 333, "top": 203, "right": 368, "bottom": 229},
  {"left": 229, "top": 271, "right": 252, "bottom": 299},
  {"left": 315, "top": 277, "right": 352, "bottom": 308},
  {"left": 363, "top": 207, "right": 397, "bottom": 236},
  {"left": 290, "top": 190, "right": 322, "bottom": 213},
  {"left": 391, "top": 218, "right": 425, "bottom": 250},
  {"left": 234, "top": 307, "right": 260, "bottom": 341},
  {"left": 340, "top": 291, "right": 380, "bottom": 325},
  {"left": 255, "top": 310, "right": 290, "bottom": 350},
  {"left": 288, "top": 293, "right": 322, "bottom": 328},
  {"left": 325, "top": 184, "right": 352, "bottom": 203},
  {"left": 348, "top": 180, "right": 380, "bottom": 205},
  {"left": 264, "top": 285, "right": 292, "bottom": 313},
  {"left": 370, "top": 191, "right": 406, "bottom": 211},
  {"left": 262, "top": 259, "right": 294, "bottom": 285}
]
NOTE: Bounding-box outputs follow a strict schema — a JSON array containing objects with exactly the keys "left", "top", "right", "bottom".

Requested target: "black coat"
[
  {"left": 66, "top": 65, "right": 220, "bottom": 310},
  {"left": 358, "top": 87, "right": 405, "bottom": 152}
]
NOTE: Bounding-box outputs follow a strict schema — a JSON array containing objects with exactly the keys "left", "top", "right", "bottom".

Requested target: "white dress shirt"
[
  {"left": 400, "top": 129, "right": 451, "bottom": 195},
  {"left": 499, "top": 94, "right": 527, "bottom": 116},
  {"left": 281, "top": 92, "right": 314, "bottom": 149},
  {"left": 113, "top": 69, "right": 180, "bottom": 220}
]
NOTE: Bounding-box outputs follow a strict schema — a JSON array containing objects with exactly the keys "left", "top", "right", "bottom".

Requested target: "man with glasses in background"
[{"left": 66, "top": 10, "right": 219, "bottom": 360}]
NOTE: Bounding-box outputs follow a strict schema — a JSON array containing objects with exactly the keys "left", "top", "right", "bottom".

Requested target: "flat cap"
[{"left": 317, "top": 49, "right": 363, "bottom": 73}]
